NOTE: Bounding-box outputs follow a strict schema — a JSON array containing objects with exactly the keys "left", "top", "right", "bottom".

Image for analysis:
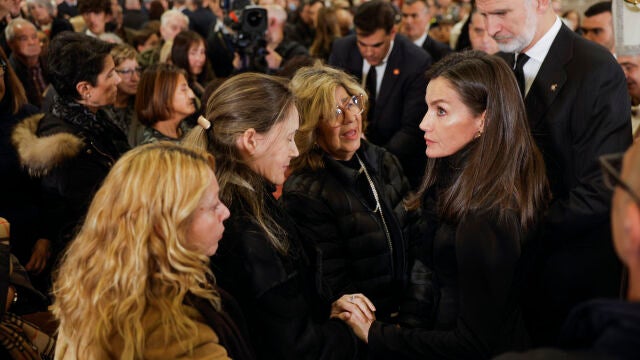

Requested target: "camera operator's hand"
[
  {"left": 232, "top": 52, "right": 242, "bottom": 70},
  {"left": 265, "top": 45, "right": 283, "bottom": 71}
]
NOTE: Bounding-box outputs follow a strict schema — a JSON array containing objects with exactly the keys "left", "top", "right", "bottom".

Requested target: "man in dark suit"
[
  {"left": 400, "top": 0, "right": 451, "bottom": 62},
  {"left": 6, "top": 18, "right": 48, "bottom": 108},
  {"left": 329, "top": 0, "right": 432, "bottom": 186},
  {"left": 477, "top": 0, "right": 632, "bottom": 345}
]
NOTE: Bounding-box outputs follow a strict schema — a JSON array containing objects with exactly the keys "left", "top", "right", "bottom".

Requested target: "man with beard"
[{"left": 477, "top": 0, "right": 631, "bottom": 346}]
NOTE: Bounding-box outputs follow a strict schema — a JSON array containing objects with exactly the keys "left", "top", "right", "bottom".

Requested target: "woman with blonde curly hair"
[{"left": 52, "top": 142, "right": 255, "bottom": 360}]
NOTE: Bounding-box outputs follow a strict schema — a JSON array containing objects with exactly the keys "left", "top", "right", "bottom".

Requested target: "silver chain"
[{"left": 356, "top": 154, "right": 394, "bottom": 259}]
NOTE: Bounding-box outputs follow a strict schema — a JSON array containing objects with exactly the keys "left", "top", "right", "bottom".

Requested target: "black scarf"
[
  {"left": 51, "top": 95, "right": 110, "bottom": 137},
  {"left": 51, "top": 96, "right": 130, "bottom": 155}
]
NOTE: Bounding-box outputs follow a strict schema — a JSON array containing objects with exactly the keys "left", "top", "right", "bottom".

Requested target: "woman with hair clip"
[
  {"left": 337, "top": 51, "right": 550, "bottom": 358},
  {"left": 53, "top": 142, "right": 256, "bottom": 360},
  {"left": 183, "top": 72, "right": 375, "bottom": 360},
  {"left": 282, "top": 63, "right": 412, "bottom": 322}
]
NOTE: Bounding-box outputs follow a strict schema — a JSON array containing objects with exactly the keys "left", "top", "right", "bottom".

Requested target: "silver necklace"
[{"left": 356, "top": 154, "right": 394, "bottom": 258}]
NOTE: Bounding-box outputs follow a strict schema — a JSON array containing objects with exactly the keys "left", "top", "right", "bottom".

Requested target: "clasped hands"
[{"left": 330, "top": 293, "right": 376, "bottom": 343}]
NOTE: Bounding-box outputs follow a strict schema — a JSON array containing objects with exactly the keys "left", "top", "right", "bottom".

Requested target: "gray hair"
[
  {"left": 26, "top": 0, "right": 56, "bottom": 16},
  {"left": 4, "top": 18, "right": 37, "bottom": 42},
  {"left": 160, "top": 9, "right": 190, "bottom": 29}
]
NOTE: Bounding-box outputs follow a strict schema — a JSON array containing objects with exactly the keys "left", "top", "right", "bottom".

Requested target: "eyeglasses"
[
  {"left": 115, "top": 67, "right": 142, "bottom": 77},
  {"left": 599, "top": 153, "right": 640, "bottom": 205},
  {"left": 328, "top": 94, "right": 364, "bottom": 127}
]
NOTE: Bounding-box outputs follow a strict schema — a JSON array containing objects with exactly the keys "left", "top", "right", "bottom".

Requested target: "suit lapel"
[
  {"left": 348, "top": 38, "right": 364, "bottom": 80},
  {"left": 525, "top": 25, "right": 572, "bottom": 130},
  {"left": 377, "top": 40, "right": 403, "bottom": 106}
]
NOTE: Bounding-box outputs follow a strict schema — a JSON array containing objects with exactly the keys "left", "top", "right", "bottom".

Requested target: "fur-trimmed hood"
[{"left": 11, "top": 113, "right": 84, "bottom": 177}]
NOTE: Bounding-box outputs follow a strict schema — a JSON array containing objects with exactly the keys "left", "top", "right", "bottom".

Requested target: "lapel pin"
[
  {"left": 550, "top": 84, "right": 558, "bottom": 92},
  {"left": 393, "top": 68, "right": 400, "bottom": 75}
]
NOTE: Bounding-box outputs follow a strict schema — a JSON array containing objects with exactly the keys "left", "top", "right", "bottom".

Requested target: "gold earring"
[{"left": 475, "top": 130, "right": 482, "bottom": 139}]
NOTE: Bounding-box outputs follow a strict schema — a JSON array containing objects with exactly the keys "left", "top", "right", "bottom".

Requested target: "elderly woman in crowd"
[
  {"left": 13, "top": 32, "right": 129, "bottom": 262},
  {"left": 184, "top": 72, "right": 374, "bottom": 359},
  {"left": 336, "top": 51, "right": 549, "bottom": 358},
  {"left": 282, "top": 63, "right": 411, "bottom": 321},
  {"left": 135, "top": 63, "right": 196, "bottom": 145},
  {"left": 26, "top": 0, "right": 74, "bottom": 41},
  {"left": 54, "top": 142, "right": 256, "bottom": 359},
  {"left": 104, "top": 43, "right": 141, "bottom": 144}
]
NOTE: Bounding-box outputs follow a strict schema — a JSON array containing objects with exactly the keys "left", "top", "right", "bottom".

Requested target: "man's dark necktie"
[
  {"left": 365, "top": 66, "right": 377, "bottom": 120},
  {"left": 513, "top": 53, "right": 529, "bottom": 99}
]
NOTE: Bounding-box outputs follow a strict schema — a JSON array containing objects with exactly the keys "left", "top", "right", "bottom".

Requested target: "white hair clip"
[{"left": 197, "top": 115, "right": 211, "bottom": 130}]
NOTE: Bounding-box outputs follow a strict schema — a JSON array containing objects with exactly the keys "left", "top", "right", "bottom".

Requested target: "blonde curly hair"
[{"left": 52, "top": 142, "right": 221, "bottom": 359}]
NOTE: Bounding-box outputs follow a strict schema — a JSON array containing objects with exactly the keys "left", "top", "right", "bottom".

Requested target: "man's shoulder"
[
  {"left": 391, "top": 34, "right": 432, "bottom": 69},
  {"left": 549, "top": 25, "right": 617, "bottom": 69},
  {"left": 332, "top": 34, "right": 357, "bottom": 49}
]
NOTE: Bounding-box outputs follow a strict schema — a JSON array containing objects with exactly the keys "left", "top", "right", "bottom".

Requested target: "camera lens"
[{"left": 247, "top": 11, "right": 262, "bottom": 27}]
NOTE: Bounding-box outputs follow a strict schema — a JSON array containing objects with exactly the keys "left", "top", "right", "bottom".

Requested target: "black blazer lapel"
[
  {"left": 377, "top": 39, "right": 403, "bottom": 106},
  {"left": 347, "top": 40, "right": 364, "bottom": 80},
  {"left": 525, "top": 25, "right": 572, "bottom": 130}
]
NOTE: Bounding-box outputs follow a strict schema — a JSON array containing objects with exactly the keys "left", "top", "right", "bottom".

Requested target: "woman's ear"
[
  {"left": 76, "top": 81, "right": 92, "bottom": 100},
  {"left": 236, "top": 128, "right": 258, "bottom": 156},
  {"left": 475, "top": 110, "right": 486, "bottom": 135}
]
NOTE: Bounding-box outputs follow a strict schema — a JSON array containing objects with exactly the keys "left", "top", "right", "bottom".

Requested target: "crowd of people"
[{"left": 0, "top": 0, "right": 639, "bottom": 358}]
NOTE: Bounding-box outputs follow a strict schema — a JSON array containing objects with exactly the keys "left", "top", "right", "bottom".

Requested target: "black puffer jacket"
[
  {"left": 281, "top": 141, "right": 412, "bottom": 319},
  {"left": 211, "top": 181, "right": 359, "bottom": 360},
  {"left": 12, "top": 98, "right": 129, "bottom": 253}
]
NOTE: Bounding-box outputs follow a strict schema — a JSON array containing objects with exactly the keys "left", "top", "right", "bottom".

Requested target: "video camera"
[{"left": 224, "top": 5, "right": 269, "bottom": 73}]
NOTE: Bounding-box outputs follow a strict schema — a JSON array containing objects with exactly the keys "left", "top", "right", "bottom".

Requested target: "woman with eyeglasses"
[
  {"left": 337, "top": 51, "right": 550, "bottom": 358},
  {"left": 282, "top": 63, "right": 412, "bottom": 322},
  {"left": 104, "top": 44, "right": 142, "bottom": 145},
  {"left": 183, "top": 72, "right": 375, "bottom": 359}
]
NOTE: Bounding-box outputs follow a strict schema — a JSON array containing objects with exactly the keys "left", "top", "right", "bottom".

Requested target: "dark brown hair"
[
  {"left": 135, "top": 63, "right": 187, "bottom": 126},
  {"left": 310, "top": 7, "right": 341, "bottom": 60},
  {"left": 406, "top": 51, "right": 549, "bottom": 229},
  {"left": 170, "top": 30, "right": 212, "bottom": 84},
  {"left": 354, "top": 0, "right": 396, "bottom": 35},
  {"left": 78, "top": 0, "right": 111, "bottom": 15}
]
